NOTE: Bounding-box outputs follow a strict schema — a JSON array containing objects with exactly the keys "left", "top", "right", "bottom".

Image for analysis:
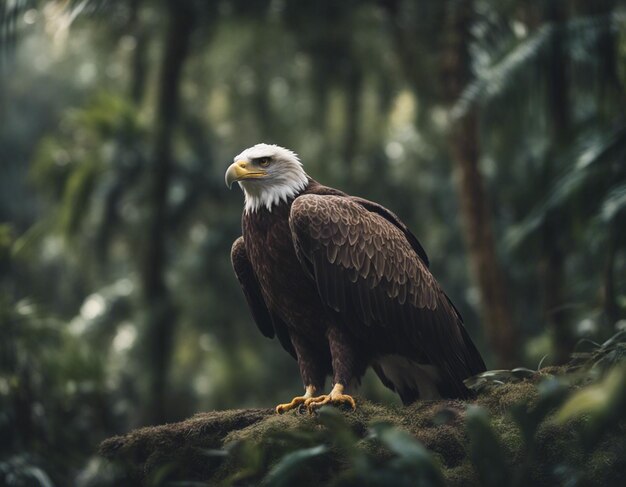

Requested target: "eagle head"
[{"left": 225, "top": 143, "right": 309, "bottom": 213}]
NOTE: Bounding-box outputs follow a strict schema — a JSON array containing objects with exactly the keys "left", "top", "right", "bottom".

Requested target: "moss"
[
  {"left": 476, "top": 380, "right": 538, "bottom": 413},
  {"left": 585, "top": 429, "right": 626, "bottom": 487},
  {"left": 99, "top": 368, "right": 625, "bottom": 486},
  {"left": 444, "top": 462, "right": 479, "bottom": 487},
  {"left": 99, "top": 408, "right": 271, "bottom": 484}
]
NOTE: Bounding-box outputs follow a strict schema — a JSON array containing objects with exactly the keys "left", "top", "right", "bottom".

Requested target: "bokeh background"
[{"left": 0, "top": 0, "right": 624, "bottom": 485}]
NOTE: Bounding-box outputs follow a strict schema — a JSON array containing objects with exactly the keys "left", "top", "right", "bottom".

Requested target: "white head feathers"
[{"left": 233, "top": 143, "right": 309, "bottom": 213}]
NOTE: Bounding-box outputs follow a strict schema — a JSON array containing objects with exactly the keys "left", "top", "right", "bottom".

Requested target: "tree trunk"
[
  {"left": 379, "top": 0, "right": 436, "bottom": 98},
  {"left": 542, "top": 0, "right": 573, "bottom": 364},
  {"left": 341, "top": 64, "right": 363, "bottom": 172},
  {"left": 441, "top": 0, "right": 519, "bottom": 367},
  {"left": 603, "top": 224, "right": 619, "bottom": 327},
  {"left": 140, "top": 0, "right": 195, "bottom": 425},
  {"left": 95, "top": 0, "right": 148, "bottom": 264},
  {"left": 540, "top": 224, "right": 571, "bottom": 363},
  {"left": 128, "top": 0, "right": 149, "bottom": 105}
]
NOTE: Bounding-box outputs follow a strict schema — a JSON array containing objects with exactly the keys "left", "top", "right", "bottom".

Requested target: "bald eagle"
[{"left": 227, "top": 144, "right": 485, "bottom": 413}]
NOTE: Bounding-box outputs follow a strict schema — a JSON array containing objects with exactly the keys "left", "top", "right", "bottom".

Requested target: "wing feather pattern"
[
  {"left": 289, "top": 195, "right": 485, "bottom": 399},
  {"left": 231, "top": 237, "right": 296, "bottom": 359}
]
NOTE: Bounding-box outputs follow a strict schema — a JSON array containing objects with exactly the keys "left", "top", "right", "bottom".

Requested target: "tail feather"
[
  {"left": 459, "top": 325, "right": 487, "bottom": 376},
  {"left": 374, "top": 355, "right": 454, "bottom": 405}
]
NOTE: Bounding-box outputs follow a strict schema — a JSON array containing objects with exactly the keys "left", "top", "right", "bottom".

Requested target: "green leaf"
[
  {"left": 59, "top": 160, "right": 100, "bottom": 238},
  {"left": 466, "top": 406, "right": 512, "bottom": 487},
  {"left": 261, "top": 444, "right": 328, "bottom": 487},
  {"left": 317, "top": 406, "right": 359, "bottom": 453},
  {"left": 510, "top": 378, "right": 568, "bottom": 449},
  {"left": 371, "top": 422, "right": 446, "bottom": 487},
  {"left": 222, "top": 439, "right": 264, "bottom": 485},
  {"left": 556, "top": 365, "right": 626, "bottom": 448}
]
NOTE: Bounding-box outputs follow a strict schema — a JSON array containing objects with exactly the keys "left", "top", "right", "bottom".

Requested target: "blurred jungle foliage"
[{"left": 0, "top": 0, "right": 625, "bottom": 485}]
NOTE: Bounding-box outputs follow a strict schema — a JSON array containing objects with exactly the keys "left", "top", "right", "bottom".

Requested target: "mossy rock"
[{"left": 99, "top": 367, "right": 626, "bottom": 486}]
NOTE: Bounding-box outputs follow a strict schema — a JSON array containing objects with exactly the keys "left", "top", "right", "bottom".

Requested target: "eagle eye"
[{"left": 257, "top": 157, "right": 271, "bottom": 168}]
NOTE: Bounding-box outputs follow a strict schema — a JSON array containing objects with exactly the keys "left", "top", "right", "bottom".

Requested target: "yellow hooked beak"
[{"left": 225, "top": 160, "right": 267, "bottom": 188}]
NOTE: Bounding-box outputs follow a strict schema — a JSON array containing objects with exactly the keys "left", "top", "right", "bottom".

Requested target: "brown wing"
[
  {"left": 347, "top": 196, "right": 430, "bottom": 267},
  {"left": 305, "top": 182, "right": 430, "bottom": 266},
  {"left": 231, "top": 237, "right": 296, "bottom": 359},
  {"left": 289, "top": 195, "right": 485, "bottom": 398}
]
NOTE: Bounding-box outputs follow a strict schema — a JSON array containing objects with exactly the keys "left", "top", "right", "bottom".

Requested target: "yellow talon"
[
  {"left": 304, "top": 383, "right": 356, "bottom": 413},
  {"left": 303, "top": 395, "right": 329, "bottom": 408},
  {"left": 275, "top": 385, "right": 317, "bottom": 414}
]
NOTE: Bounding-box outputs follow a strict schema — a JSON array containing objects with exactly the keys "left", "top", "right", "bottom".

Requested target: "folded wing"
[
  {"left": 231, "top": 237, "right": 296, "bottom": 359},
  {"left": 288, "top": 195, "right": 485, "bottom": 398}
]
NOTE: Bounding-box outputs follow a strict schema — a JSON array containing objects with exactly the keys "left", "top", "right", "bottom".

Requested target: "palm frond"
[
  {"left": 505, "top": 119, "right": 626, "bottom": 249},
  {"left": 453, "top": 12, "right": 624, "bottom": 119},
  {"left": 454, "top": 22, "right": 553, "bottom": 119},
  {"left": 64, "top": 0, "right": 117, "bottom": 22},
  {"left": 600, "top": 183, "right": 626, "bottom": 223}
]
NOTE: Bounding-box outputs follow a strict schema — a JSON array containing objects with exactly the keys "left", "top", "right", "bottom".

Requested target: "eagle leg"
[
  {"left": 275, "top": 385, "right": 317, "bottom": 414},
  {"left": 304, "top": 383, "right": 356, "bottom": 413}
]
